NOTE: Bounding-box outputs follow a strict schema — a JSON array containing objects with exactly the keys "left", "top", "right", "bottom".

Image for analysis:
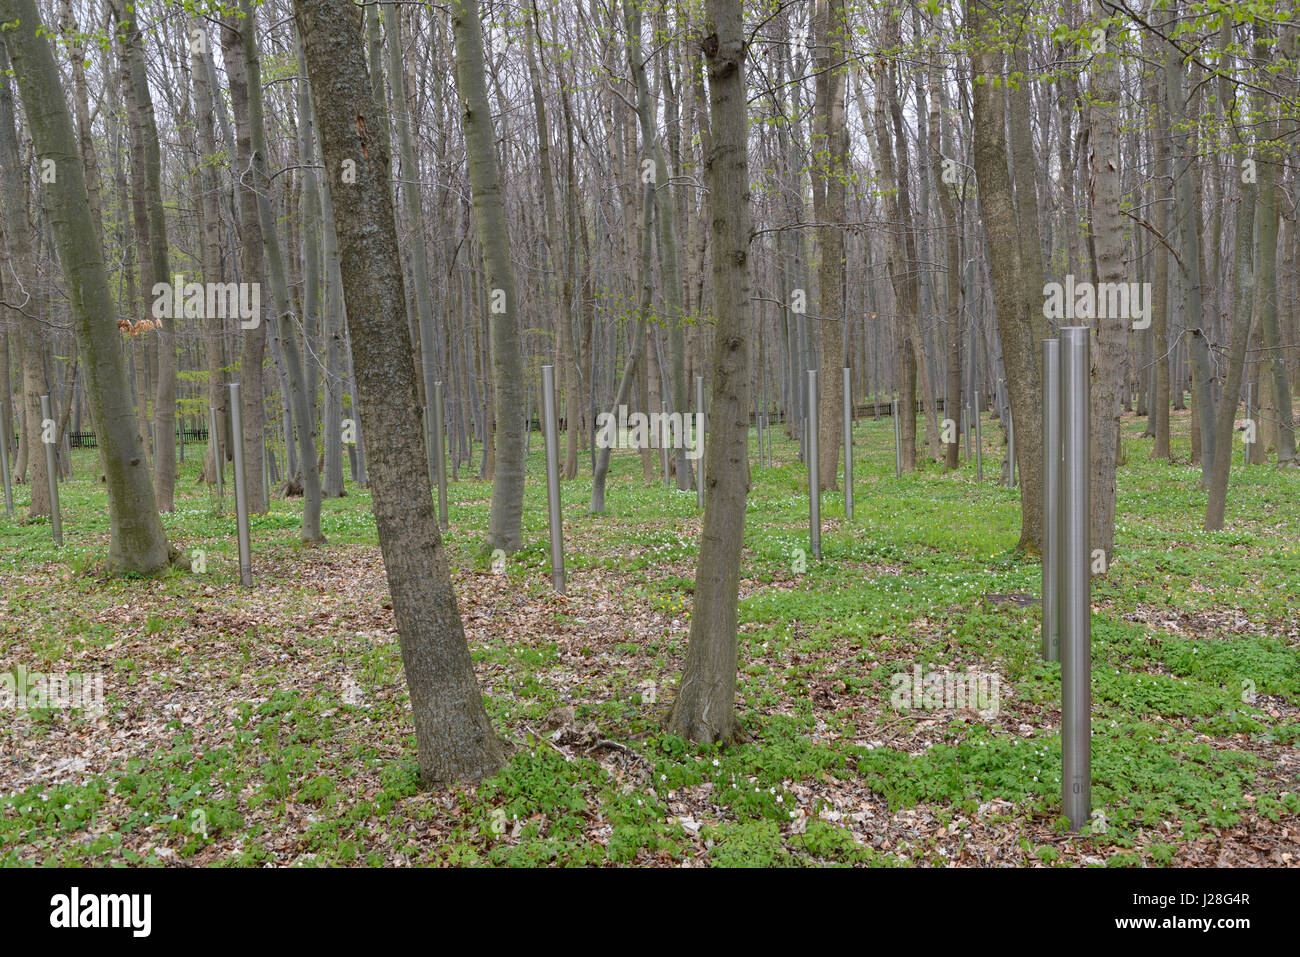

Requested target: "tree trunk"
[
  {"left": 452, "top": 0, "right": 527, "bottom": 553},
  {"left": 0, "top": 0, "right": 171, "bottom": 573},
  {"left": 964, "top": 0, "right": 1045, "bottom": 553},
  {"left": 665, "top": 0, "right": 750, "bottom": 745},
  {"left": 219, "top": 8, "right": 268, "bottom": 515},
  {"left": 0, "top": 43, "right": 49, "bottom": 519},
  {"left": 293, "top": 0, "right": 503, "bottom": 785},
  {"left": 112, "top": 0, "right": 176, "bottom": 511}
]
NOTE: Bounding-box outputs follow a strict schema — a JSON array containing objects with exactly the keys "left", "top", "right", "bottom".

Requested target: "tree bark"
[
  {"left": 665, "top": 0, "right": 750, "bottom": 745},
  {"left": 293, "top": 0, "right": 503, "bottom": 785},
  {"left": 452, "top": 0, "right": 527, "bottom": 552},
  {"left": 0, "top": 0, "right": 171, "bottom": 573}
]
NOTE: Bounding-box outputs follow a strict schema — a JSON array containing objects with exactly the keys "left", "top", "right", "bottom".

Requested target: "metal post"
[
  {"left": 962, "top": 404, "right": 970, "bottom": 461},
  {"left": 695, "top": 375, "right": 706, "bottom": 508},
  {"left": 842, "top": 367, "right": 853, "bottom": 521},
  {"left": 1243, "top": 382, "right": 1252, "bottom": 468},
  {"left": 433, "top": 382, "right": 448, "bottom": 528},
  {"left": 892, "top": 398, "right": 901, "bottom": 478},
  {"left": 541, "top": 366, "right": 565, "bottom": 592},
  {"left": 1060, "top": 327, "right": 1091, "bottom": 831},
  {"left": 0, "top": 399, "right": 13, "bottom": 518},
  {"left": 808, "top": 370, "right": 821, "bottom": 559},
  {"left": 209, "top": 406, "right": 223, "bottom": 503},
  {"left": 229, "top": 383, "right": 253, "bottom": 587},
  {"left": 39, "top": 395, "right": 61, "bottom": 545},
  {"left": 1042, "top": 339, "right": 1061, "bottom": 662}
]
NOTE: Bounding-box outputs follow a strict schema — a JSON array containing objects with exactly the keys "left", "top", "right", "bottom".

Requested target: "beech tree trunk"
[
  {"left": 665, "top": 0, "right": 750, "bottom": 744},
  {"left": 0, "top": 0, "right": 171, "bottom": 574},
  {"left": 293, "top": 0, "right": 504, "bottom": 785},
  {"left": 452, "top": 0, "right": 527, "bottom": 552}
]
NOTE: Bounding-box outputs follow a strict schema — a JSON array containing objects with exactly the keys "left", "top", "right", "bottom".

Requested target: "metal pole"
[
  {"left": 962, "top": 404, "right": 970, "bottom": 461},
  {"left": 892, "top": 398, "right": 901, "bottom": 478},
  {"left": 229, "top": 383, "right": 253, "bottom": 587},
  {"left": 696, "top": 375, "right": 705, "bottom": 508},
  {"left": 1060, "top": 326, "right": 1091, "bottom": 831},
  {"left": 39, "top": 395, "right": 62, "bottom": 545},
  {"left": 0, "top": 399, "right": 13, "bottom": 518},
  {"left": 1041, "top": 339, "right": 1061, "bottom": 662},
  {"left": 541, "top": 366, "right": 565, "bottom": 592},
  {"left": 808, "top": 370, "right": 821, "bottom": 559},
  {"left": 842, "top": 367, "right": 853, "bottom": 521},
  {"left": 433, "top": 382, "right": 448, "bottom": 528},
  {"left": 1244, "top": 382, "right": 1252, "bottom": 468}
]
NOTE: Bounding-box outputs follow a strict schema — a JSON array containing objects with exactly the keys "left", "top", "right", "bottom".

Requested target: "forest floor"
[{"left": 1, "top": 408, "right": 1297, "bottom": 867}]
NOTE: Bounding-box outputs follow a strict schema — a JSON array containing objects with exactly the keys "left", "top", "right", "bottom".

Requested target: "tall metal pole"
[
  {"left": 696, "top": 375, "right": 705, "bottom": 508},
  {"left": 892, "top": 397, "right": 901, "bottom": 478},
  {"left": 229, "top": 383, "right": 253, "bottom": 587},
  {"left": 962, "top": 404, "right": 970, "bottom": 461},
  {"left": 1060, "top": 326, "right": 1091, "bottom": 831},
  {"left": 39, "top": 395, "right": 62, "bottom": 545},
  {"left": 1041, "top": 339, "right": 1061, "bottom": 662},
  {"left": 808, "top": 370, "right": 821, "bottom": 559},
  {"left": 842, "top": 367, "right": 853, "bottom": 521},
  {"left": 0, "top": 399, "right": 13, "bottom": 518},
  {"left": 433, "top": 381, "right": 448, "bottom": 528},
  {"left": 1243, "top": 382, "right": 1252, "bottom": 468},
  {"left": 541, "top": 366, "right": 565, "bottom": 593}
]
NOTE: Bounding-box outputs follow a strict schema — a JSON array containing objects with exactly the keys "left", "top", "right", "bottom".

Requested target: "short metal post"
[
  {"left": 842, "top": 367, "right": 853, "bottom": 521},
  {"left": 1060, "top": 327, "right": 1091, "bottom": 831},
  {"left": 433, "top": 382, "right": 448, "bottom": 529},
  {"left": 40, "top": 395, "right": 61, "bottom": 544},
  {"left": 541, "top": 366, "right": 565, "bottom": 593},
  {"left": 1042, "top": 339, "right": 1060, "bottom": 662},
  {"left": 808, "top": 370, "right": 821, "bottom": 559},
  {"left": 229, "top": 383, "right": 253, "bottom": 587}
]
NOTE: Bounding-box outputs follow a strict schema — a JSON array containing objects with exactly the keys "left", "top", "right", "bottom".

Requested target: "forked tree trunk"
[
  {"left": 112, "top": 0, "right": 176, "bottom": 511},
  {"left": 0, "top": 44, "right": 49, "bottom": 518}
]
